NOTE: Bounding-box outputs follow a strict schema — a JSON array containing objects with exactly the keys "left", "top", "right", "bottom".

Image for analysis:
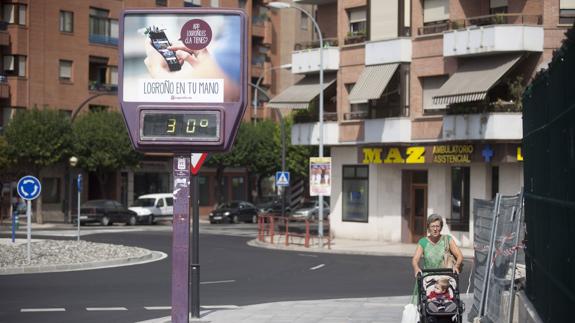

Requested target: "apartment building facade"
[
  {"left": 280, "top": 0, "right": 570, "bottom": 247},
  {"left": 0, "top": 0, "right": 313, "bottom": 221}
]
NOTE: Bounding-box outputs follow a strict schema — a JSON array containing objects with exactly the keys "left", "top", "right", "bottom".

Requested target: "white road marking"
[
  {"left": 86, "top": 307, "right": 128, "bottom": 311},
  {"left": 145, "top": 306, "right": 171, "bottom": 310},
  {"left": 200, "top": 280, "right": 235, "bottom": 285},
  {"left": 310, "top": 264, "right": 325, "bottom": 270},
  {"left": 297, "top": 253, "right": 318, "bottom": 257},
  {"left": 21, "top": 308, "right": 66, "bottom": 312}
]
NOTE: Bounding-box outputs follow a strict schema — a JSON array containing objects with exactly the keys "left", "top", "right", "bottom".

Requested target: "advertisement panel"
[
  {"left": 119, "top": 9, "right": 247, "bottom": 152},
  {"left": 310, "top": 157, "right": 331, "bottom": 196}
]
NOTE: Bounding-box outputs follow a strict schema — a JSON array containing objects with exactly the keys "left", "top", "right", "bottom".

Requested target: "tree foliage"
[
  {"left": 4, "top": 108, "right": 73, "bottom": 174},
  {"left": 71, "top": 111, "right": 140, "bottom": 194}
]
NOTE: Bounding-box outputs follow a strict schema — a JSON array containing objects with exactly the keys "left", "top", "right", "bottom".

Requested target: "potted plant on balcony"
[{"left": 345, "top": 30, "right": 367, "bottom": 45}]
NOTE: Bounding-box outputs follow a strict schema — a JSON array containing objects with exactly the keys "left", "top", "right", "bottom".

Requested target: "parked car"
[
  {"left": 256, "top": 198, "right": 291, "bottom": 215},
  {"left": 209, "top": 201, "right": 259, "bottom": 224},
  {"left": 129, "top": 193, "right": 173, "bottom": 224},
  {"left": 76, "top": 200, "right": 138, "bottom": 226},
  {"left": 291, "top": 200, "right": 330, "bottom": 221}
]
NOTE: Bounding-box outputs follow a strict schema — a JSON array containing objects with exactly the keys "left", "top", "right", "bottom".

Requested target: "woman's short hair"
[{"left": 427, "top": 214, "right": 443, "bottom": 228}]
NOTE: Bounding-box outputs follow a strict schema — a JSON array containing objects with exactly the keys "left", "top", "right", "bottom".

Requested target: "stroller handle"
[{"left": 421, "top": 268, "right": 458, "bottom": 275}]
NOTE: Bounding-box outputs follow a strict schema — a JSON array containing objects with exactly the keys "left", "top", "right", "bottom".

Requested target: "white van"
[{"left": 129, "top": 193, "right": 173, "bottom": 224}]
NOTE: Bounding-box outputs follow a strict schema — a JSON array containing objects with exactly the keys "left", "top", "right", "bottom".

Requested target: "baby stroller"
[{"left": 417, "top": 268, "right": 465, "bottom": 323}]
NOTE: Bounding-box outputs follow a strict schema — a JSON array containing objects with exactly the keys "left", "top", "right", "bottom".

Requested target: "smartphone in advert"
[
  {"left": 147, "top": 26, "right": 182, "bottom": 71},
  {"left": 119, "top": 9, "right": 248, "bottom": 153}
]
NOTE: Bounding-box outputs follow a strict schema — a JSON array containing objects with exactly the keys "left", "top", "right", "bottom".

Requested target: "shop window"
[
  {"left": 43, "top": 177, "right": 61, "bottom": 204},
  {"left": 491, "top": 166, "right": 499, "bottom": 199},
  {"left": 4, "top": 55, "right": 26, "bottom": 77},
  {"left": 3, "top": 3, "right": 26, "bottom": 25},
  {"left": 60, "top": 10, "right": 74, "bottom": 32},
  {"left": 59, "top": 60, "right": 73, "bottom": 81},
  {"left": 231, "top": 176, "right": 246, "bottom": 201},
  {"left": 199, "top": 175, "right": 209, "bottom": 206},
  {"left": 342, "top": 165, "right": 369, "bottom": 223},
  {"left": 449, "top": 167, "right": 470, "bottom": 231},
  {"left": 133, "top": 172, "right": 170, "bottom": 200}
]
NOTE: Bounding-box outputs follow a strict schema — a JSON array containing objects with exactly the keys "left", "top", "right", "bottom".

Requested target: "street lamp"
[
  {"left": 68, "top": 156, "right": 82, "bottom": 240},
  {"left": 267, "top": 2, "right": 326, "bottom": 247},
  {"left": 253, "top": 63, "right": 291, "bottom": 122}
]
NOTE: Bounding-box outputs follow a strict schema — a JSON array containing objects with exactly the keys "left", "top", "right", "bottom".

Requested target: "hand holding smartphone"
[{"left": 146, "top": 26, "right": 181, "bottom": 72}]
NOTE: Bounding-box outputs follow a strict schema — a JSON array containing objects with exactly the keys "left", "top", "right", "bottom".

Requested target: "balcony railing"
[
  {"left": 89, "top": 34, "right": 118, "bottom": 46},
  {"left": 89, "top": 82, "right": 118, "bottom": 92},
  {"left": 418, "top": 14, "right": 542, "bottom": 36},
  {"left": 344, "top": 32, "right": 367, "bottom": 45},
  {"left": 293, "top": 111, "right": 337, "bottom": 123},
  {"left": 294, "top": 38, "right": 338, "bottom": 51}
]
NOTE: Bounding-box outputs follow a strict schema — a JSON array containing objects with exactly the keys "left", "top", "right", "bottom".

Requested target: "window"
[
  {"left": 211, "top": 0, "right": 219, "bottom": 7},
  {"left": 300, "top": 11, "right": 308, "bottom": 30},
  {"left": 184, "top": 0, "right": 202, "bottom": 7},
  {"left": 423, "top": 0, "right": 449, "bottom": 23},
  {"left": 156, "top": 0, "right": 167, "bottom": 6},
  {"left": 157, "top": 199, "right": 165, "bottom": 207},
  {"left": 490, "top": 0, "right": 508, "bottom": 14},
  {"left": 59, "top": 60, "right": 73, "bottom": 81},
  {"left": 166, "top": 197, "right": 173, "bottom": 206},
  {"left": 109, "top": 66, "right": 118, "bottom": 85},
  {"left": 42, "top": 178, "right": 61, "bottom": 204},
  {"left": 59, "top": 11, "right": 73, "bottom": 32},
  {"left": 450, "top": 167, "right": 470, "bottom": 231},
  {"left": 348, "top": 8, "right": 367, "bottom": 36},
  {"left": 342, "top": 165, "right": 369, "bottom": 222},
  {"left": 89, "top": 8, "right": 118, "bottom": 46},
  {"left": 3, "top": 3, "right": 26, "bottom": 25},
  {"left": 4, "top": 55, "right": 26, "bottom": 77},
  {"left": 560, "top": 0, "right": 575, "bottom": 24}
]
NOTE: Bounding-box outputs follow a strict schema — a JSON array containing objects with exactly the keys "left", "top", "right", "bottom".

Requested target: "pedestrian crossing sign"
[{"left": 275, "top": 171, "right": 290, "bottom": 187}]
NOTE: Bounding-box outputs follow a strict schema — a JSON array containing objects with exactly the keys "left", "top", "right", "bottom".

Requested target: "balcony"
[
  {"left": 344, "top": 31, "right": 367, "bottom": 45},
  {"left": 89, "top": 34, "right": 118, "bottom": 46},
  {"left": 252, "top": 15, "right": 266, "bottom": 38},
  {"left": 443, "top": 24, "right": 543, "bottom": 57},
  {"left": 365, "top": 38, "right": 411, "bottom": 65},
  {"left": 418, "top": 14, "right": 542, "bottom": 36},
  {"left": 292, "top": 46, "right": 339, "bottom": 74},
  {"left": 442, "top": 113, "right": 522, "bottom": 141},
  {"left": 89, "top": 82, "right": 117, "bottom": 92},
  {"left": 0, "top": 21, "right": 9, "bottom": 46},
  {"left": 291, "top": 121, "right": 339, "bottom": 146}
]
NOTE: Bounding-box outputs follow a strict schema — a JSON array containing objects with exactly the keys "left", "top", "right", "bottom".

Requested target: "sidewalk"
[{"left": 139, "top": 294, "right": 474, "bottom": 323}]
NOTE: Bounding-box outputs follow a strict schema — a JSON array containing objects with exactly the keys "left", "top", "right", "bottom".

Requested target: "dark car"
[
  {"left": 209, "top": 201, "right": 259, "bottom": 224},
  {"left": 74, "top": 199, "right": 138, "bottom": 226},
  {"left": 256, "top": 198, "right": 291, "bottom": 215}
]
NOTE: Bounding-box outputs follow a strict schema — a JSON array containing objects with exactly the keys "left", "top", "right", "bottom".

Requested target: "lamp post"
[
  {"left": 268, "top": 2, "right": 326, "bottom": 247},
  {"left": 252, "top": 63, "right": 291, "bottom": 122},
  {"left": 69, "top": 156, "right": 80, "bottom": 240}
]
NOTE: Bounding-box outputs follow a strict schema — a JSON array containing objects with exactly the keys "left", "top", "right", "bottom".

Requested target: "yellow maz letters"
[{"left": 406, "top": 147, "right": 425, "bottom": 164}]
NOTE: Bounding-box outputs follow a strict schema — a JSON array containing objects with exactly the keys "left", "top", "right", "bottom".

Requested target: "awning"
[
  {"left": 267, "top": 73, "right": 337, "bottom": 109},
  {"left": 433, "top": 54, "right": 522, "bottom": 105},
  {"left": 348, "top": 63, "right": 399, "bottom": 104}
]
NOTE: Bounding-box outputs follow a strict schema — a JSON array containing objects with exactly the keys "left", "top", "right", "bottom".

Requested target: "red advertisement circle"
[{"left": 180, "top": 19, "right": 212, "bottom": 51}]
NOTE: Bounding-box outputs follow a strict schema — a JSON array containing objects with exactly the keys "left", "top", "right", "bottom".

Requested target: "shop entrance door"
[
  {"left": 411, "top": 184, "right": 427, "bottom": 242},
  {"left": 402, "top": 170, "right": 428, "bottom": 243}
]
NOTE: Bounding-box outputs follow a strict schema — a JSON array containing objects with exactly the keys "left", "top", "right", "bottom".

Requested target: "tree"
[
  {"left": 71, "top": 111, "right": 140, "bottom": 198},
  {"left": 4, "top": 108, "right": 73, "bottom": 223}
]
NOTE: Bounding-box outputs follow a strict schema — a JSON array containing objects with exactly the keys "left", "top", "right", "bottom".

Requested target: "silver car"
[{"left": 291, "top": 200, "right": 330, "bottom": 220}]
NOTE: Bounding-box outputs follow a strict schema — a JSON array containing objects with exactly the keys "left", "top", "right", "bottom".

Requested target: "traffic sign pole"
[{"left": 26, "top": 200, "right": 31, "bottom": 264}]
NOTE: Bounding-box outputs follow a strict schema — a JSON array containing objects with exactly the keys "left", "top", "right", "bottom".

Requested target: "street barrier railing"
[{"left": 257, "top": 213, "right": 331, "bottom": 249}]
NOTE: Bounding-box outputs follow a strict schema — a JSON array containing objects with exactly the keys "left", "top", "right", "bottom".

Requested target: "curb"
[
  {"left": 0, "top": 250, "right": 167, "bottom": 275},
  {"left": 247, "top": 239, "right": 416, "bottom": 257}
]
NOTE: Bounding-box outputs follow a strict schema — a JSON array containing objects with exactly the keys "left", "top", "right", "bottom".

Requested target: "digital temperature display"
[{"left": 141, "top": 111, "right": 220, "bottom": 141}]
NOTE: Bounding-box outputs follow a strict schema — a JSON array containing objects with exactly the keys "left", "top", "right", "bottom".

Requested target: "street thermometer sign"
[
  {"left": 119, "top": 8, "right": 248, "bottom": 152},
  {"left": 119, "top": 8, "right": 248, "bottom": 323}
]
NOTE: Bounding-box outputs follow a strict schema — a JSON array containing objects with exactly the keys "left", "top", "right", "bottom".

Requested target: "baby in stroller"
[{"left": 417, "top": 269, "right": 465, "bottom": 323}]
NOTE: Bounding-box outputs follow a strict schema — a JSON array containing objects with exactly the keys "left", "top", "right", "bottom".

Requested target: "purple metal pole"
[
  {"left": 190, "top": 173, "right": 200, "bottom": 318},
  {"left": 172, "top": 155, "right": 191, "bottom": 323}
]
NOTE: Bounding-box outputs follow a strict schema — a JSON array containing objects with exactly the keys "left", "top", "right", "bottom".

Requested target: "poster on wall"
[
  {"left": 310, "top": 157, "right": 331, "bottom": 196},
  {"left": 122, "top": 13, "right": 241, "bottom": 103}
]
